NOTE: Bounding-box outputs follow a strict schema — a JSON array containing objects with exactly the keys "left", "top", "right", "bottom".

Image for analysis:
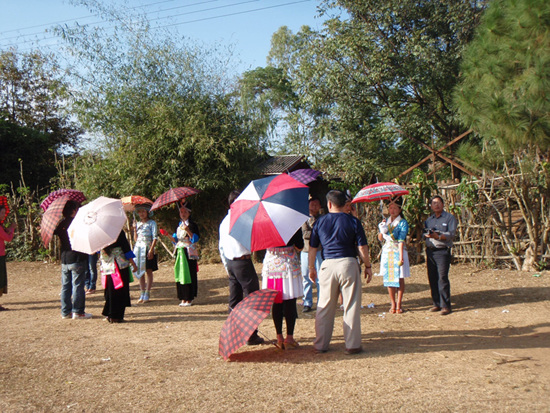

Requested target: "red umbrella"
[
  {"left": 229, "top": 174, "right": 309, "bottom": 252},
  {"left": 40, "top": 195, "right": 72, "bottom": 246},
  {"left": 351, "top": 182, "right": 409, "bottom": 203},
  {"left": 288, "top": 168, "right": 322, "bottom": 185},
  {"left": 219, "top": 289, "right": 279, "bottom": 361},
  {"left": 150, "top": 187, "right": 200, "bottom": 211},
  {"left": 0, "top": 196, "right": 9, "bottom": 225},
  {"left": 121, "top": 195, "right": 153, "bottom": 212},
  {"left": 40, "top": 189, "right": 86, "bottom": 212}
]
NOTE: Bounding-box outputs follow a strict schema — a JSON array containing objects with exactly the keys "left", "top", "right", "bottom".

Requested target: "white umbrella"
[{"left": 68, "top": 197, "right": 127, "bottom": 254}]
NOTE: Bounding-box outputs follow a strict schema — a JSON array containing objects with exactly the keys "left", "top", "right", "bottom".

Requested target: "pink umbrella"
[
  {"left": 351, "top": 182, "right": 409, "bottom": 203},
  {"left": 150, "top": 187, "right": 200, "bottom": 211}
]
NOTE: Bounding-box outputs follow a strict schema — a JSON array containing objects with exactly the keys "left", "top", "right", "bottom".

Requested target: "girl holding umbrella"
[{"left": 377, "top": 197, "right": 411, "bottom": 313}]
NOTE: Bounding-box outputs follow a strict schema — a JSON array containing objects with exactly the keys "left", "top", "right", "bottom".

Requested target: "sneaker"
[
  {"left": 72, "top": 312, "right": 92, "bottom": 320},
  {"left": 61, "top": 314, "right": 71, "bottom": 319},
  {"left": 142, "top": 292, "right": 150, "bottom": 303},
  {"left": 137, "top": 293, "right": 144, "bottom": 304},
  {"left": 85, "top": 289, "right": 96, "bottom": 295},
  {"left": 302, "top": 306, "right": 312, "bottom": 313}
]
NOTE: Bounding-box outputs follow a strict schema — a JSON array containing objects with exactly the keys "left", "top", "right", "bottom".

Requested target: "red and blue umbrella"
[{"left": 229, "top": 174, "right": 309, "bottom": 252}]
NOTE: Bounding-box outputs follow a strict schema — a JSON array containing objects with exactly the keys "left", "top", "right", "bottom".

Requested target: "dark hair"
[
  {"left": 430, "top": 195, "right": 444, "bottom": 205},
  {"left": 390, "top": 196, "right": 403, "bottom": 207},
  {"left": 309, "top": 196, "right": 321, "bottom": 204},
  {"left": 326, "top": 190, "right": 347, "bottom": 208},
  {"left": 228, "top": 190, "right": 241, "bottom": 206},
  {"left": 179, "top": 200, "right": 192, "bottom": 212},
  {"left": 62, "top": 200, "right": 79, "bottom": 218}
]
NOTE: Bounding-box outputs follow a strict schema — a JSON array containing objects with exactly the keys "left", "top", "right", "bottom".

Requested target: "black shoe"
[
  {"left": 302, "top": 306, "right": 312, "bottom": 313},
  {"left": 246, "top": 336, "right": 265, "bottom": 346}
]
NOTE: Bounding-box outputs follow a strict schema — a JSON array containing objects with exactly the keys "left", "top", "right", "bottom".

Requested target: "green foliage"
[
  {"left": 453, "top": 177, "right": 479, "bottom": 214},
  {"left": 455, "top": 0, "right": 550, "bottom": 150},
  {"left": 253, "top": 0, "right": 487, "bottom": 186},
  {"left": 0, "top": 50, "right": 82, "bottom": 190},
  {"left": 401, "top": 169, "right": 438, "bottom": 234}
]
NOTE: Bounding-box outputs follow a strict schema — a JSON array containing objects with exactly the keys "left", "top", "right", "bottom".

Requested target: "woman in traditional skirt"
[
  {"left": 100, "top": 231, "right": 137, "bottom": 323},
  {"left": 262, "top": 229, "right": 304, "bottom": 350},
  {"left": 164, "top": 201, "right": 200, "bottom": 307},
  {"left": 133, "top": 204, "right": 158, "bottom": 304},
  {"left": 377, "top": 197, "right": 411, "bottom": 314},
  {"left": 0, "top": 200, "right": 16, "bottom": 311}
]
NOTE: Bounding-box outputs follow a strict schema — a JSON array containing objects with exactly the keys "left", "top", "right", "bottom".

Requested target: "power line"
[{"left": 1, "top": 0, "right": 315, "bottom": 51}]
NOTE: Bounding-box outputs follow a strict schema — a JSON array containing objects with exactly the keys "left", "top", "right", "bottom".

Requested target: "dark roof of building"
[{"left": 259, "top": 155, "right": 307, "bottom": 175}]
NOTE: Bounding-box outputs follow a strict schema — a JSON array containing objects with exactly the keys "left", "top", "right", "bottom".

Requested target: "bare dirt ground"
[{"left": 0, "top": 260, "right": 549, "bottom": 412}]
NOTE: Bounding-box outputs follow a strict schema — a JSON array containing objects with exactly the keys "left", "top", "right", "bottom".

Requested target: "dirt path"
[{"left": 0, "top": 261, "right": 549, "bottom": 412}]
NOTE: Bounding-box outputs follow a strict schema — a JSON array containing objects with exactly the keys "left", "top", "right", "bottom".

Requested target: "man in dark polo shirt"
[
  {"left": 54, "top": 201, "right": 92, "bottom": 319},
  {"left": 308, "top": 190, "right": 373, "bottom": 354}
]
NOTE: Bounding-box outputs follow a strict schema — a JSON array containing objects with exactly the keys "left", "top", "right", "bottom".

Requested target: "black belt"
[
  {"left": 231, "top": 254, "right": 251, "bottom": 261},
  {"left": 427, "top": 246, "right": 449, "bottom": 251}
]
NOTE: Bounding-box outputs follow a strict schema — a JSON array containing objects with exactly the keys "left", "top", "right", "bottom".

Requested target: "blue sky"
[{"left": 0, "top": 0, "right": 326, "bottom": 73}]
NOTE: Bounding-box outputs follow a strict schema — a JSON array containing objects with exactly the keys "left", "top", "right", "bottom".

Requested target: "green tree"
[
  {"left": 56, "top": 0, "right": 263, "bottom": 233},
  {"left": 0, "top": 50, "right": 82, "bottom": 189},
  {"left": 454, "top": 0, "right": 550, "bottom": 270},
  {"left": 258, "top": 1, "right": 486, "bottom": 185}
]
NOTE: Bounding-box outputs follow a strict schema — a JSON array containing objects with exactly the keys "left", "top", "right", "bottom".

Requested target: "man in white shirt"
[{"left": 218, "top": 190, "right": 264, "bottom": 345}]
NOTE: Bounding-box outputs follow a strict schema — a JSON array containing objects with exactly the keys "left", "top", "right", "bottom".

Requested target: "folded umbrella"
[
  {"left": 229, "top": 174, "right": 309, "bottom": 252},
  {"left": 219, "top": 289, "right": 279, "bottom": 361},
  {"left": 0, "top": 196, "right": 9, "bottom": 225},
  {"left": 68, "top": 197, "right": 127, "bottom": 254}
]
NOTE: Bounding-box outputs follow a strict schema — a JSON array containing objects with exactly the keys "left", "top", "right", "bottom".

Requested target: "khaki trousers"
[{"left": 314, "top": 257, "right": 362, "bottom": 351}]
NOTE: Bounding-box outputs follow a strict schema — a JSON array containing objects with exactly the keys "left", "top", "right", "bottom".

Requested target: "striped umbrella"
[{"left": 229, "top": 174, "right": 309, "bottom": 252}]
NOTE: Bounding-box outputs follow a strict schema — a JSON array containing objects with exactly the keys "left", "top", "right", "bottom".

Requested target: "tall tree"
[
  {"left": 256, "top": 0, "right": 486, "bottom": 186},
  {"left": 0, "top": 50, "right": 82, "bottom": 189},
  {"left": 454, "top": 0, "right": 550, "bottom": 270},
  {"left": 56, "top": 0, "right": 262, "bottom": 224}
]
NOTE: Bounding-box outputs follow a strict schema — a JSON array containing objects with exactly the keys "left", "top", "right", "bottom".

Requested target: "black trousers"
[
  {"left": 426, "top": 248, "right": 452, "bottom": 309},
  {"left": 272, "top": 298, "right": 297, "bottom": 336},
  {"left": 226, "top": 259, "right": 260, "bottom": 311}
]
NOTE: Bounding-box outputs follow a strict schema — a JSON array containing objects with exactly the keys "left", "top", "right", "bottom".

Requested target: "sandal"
[
  {"left": 275, "top": 341, "right": 285, "bottom": 350},
  {"left": 396, "top": 308, "right": 404, "bottom": 314},
  {"left": 389, "top": 307, "right": 396, "bottom": 314},
  {"left": 283, "top": 340, "right": 299, "bottom": 350}
]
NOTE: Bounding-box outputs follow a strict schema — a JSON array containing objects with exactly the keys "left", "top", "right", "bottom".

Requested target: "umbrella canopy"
[
  {"left": 121, "top": 195, "right": 153, "bottom": 212},
  {"left": 68, "top": 197, "right": 127, "bottom": 254},
  {"left": 0, "top": 196, "right": 9, "bottom": 225},
  {"left": 352, "top": 182, "right": 410, "bottom": 203},
  {"left": 219, "top": 289, "right": 279, "bottom": 361},
  {"left": 40, "top": 189, "right": 86, "bottom": 212},
  {"left": 150, "top": 187, "right": 200, "bottom": 211},
  {"left": 229, "top": 174, "right": 309, "bottom": 252},
  {"left": 288, "top": 168, "right": 322, "bottom": 185},
  {"left": 40, "top": 195, "right": 72, "bottom": 247}
]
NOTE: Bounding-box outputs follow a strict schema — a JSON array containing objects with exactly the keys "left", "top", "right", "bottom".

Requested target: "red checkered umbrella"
[
  {"left": 150, "top": 187, "right": 200, "bottom": 211},
  {"left": 219, "top": 289, "right": 279, "bottom": 361},
  {"left": 0, "top": 196, "right": 9, "bottom": 225},
  {"left": 40, "top": 195, "right": 72, "bottom": 246},
  {"left": 40, "top": 189, "right": 86, "bottom": 212},
  {"left": 351, "top": 182, "right": 409, "bottom": 203}
]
